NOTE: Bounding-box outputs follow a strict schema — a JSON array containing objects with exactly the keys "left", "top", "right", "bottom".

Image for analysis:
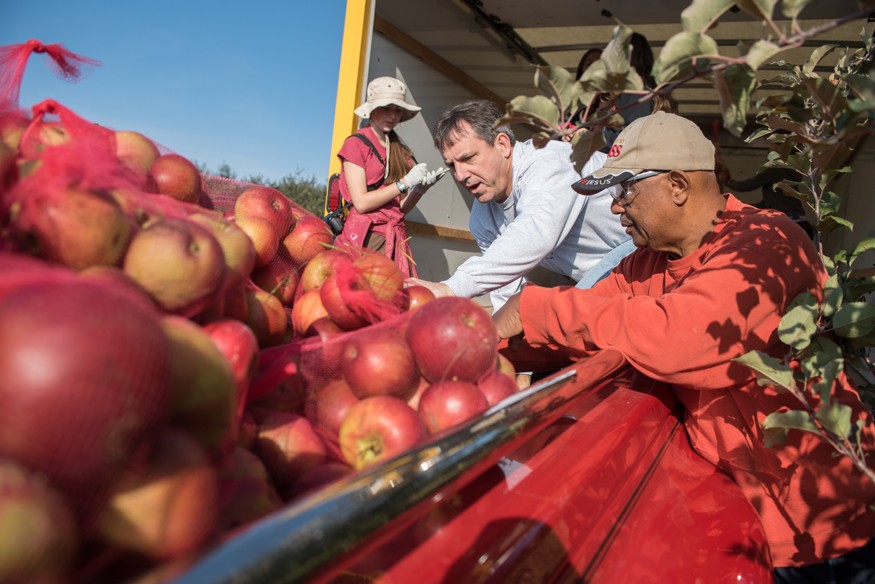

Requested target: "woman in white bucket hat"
[{"left": 334, "top": 76, "right": 443, "bottom": 276}]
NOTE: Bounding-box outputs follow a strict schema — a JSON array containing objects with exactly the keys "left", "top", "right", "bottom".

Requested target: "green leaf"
[
  {"left": 502, "top": 95, "right": 561, "bottom": 129},
  {"left": 778, "top": 291, "right": 819, "bottom": 350},
  {"left": 735, "top": 0, "right": 778, "bottom": 20},
  {"left": 803, "top": 337, "right": 844, "bottom": 402},
  {"left": 681, "top": 0, "right": 735, "bottom": 32},
  {"left": 654, "top": 31, "right": 719, "bottom": 84},
  {"left": 734, "top": 351, "right": 796, "bottom": 391},
  {"left": 816, "top": 401, "right": 853, "bottom": 440},
  {"left": 714, "top": 66, "right": 756, "bottom": 137},
  {"left": 821, "top": 274, "right": 844, "bottom": 319},
  {"left": 763, "top": 410, "right": 819, "bottom": 434},
  {"left": 569, "top": 129, "right": 605, "bottom": 174},
  {"left": 601, "top": 25, "right": 634, "bottom": 76},
  {"left": 782, "top": 0, "right": 815, "bottom": 20},
  {"left": 764, "top": 425, "right": 789, "bottom": 447},
  {"left": 850, "top": 237, "right": 875, "bottom": 267},
  {"left": 535, "top": 66, "right": 578, "bottom": 113},
  {"left": 832, "top": 302, "right": 875, "bottom": 338},
  {"left": 803, "top": 44, "right": 840, "bottom": 76},
  {"left": 745, "top": 40, "right": 787, "bottom": 71},
  {"left": 811, "top": 143, "right": 853, "bottom": 177}
]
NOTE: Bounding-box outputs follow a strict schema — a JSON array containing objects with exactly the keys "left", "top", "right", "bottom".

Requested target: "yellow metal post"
[{"left": 328, "top": 0, "right": 373, "bottom": 178}]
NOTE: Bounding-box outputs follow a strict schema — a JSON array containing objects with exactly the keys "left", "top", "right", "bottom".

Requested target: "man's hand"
[
  {"left": 404, "top": 278, "right": 454, "bottom": 298},
  {"left": 492, "top": 292, "right": 524, "bottom": 348}
]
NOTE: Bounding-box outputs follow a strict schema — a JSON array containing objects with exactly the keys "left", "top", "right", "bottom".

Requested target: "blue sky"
[{"left": 1, "top": 1, "right": 346, "bottom": 183}]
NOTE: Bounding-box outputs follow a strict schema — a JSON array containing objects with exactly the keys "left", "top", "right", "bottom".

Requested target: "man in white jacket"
[{"left": 406, "top": 99, "right": 633, "bottom": 310}]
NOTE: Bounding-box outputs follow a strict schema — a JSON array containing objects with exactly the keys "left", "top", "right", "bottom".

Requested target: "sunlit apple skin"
[
  {"left": 339, "top": 396, "right": 427, "bottom": 470},
  {"left": 477, "top": 369, "right": 519, "bottom": 407},
  {"left": 148, "top": 153, "right": 203, "bottom": 204},
  {"left": 234, "top": 186, "right": 295, "bottom": 239},
  {"left": 319, "top": 269, "right": 371, "bottom": 331},
  {"left": 353, "top": 250, "right": 405, "bottom": 303},
  {"left": 114, "top": 130, "right": 160, "bottom": 177},
  {"left": 299, "top": 249, "right": 345, "bottom": 292},
  {"left": 291, "top": 289, "right": 331, "bottom": 336},
  {"left": 123, "top": 217, "right": 226, "bottom": 317},
  {"left": 418, "top": 380, "right": 489, "bottom": 434},
  {"left": 341, "top": 329, "right": 419, "bottom": 401},
  {"left": 189, "top": 211, "right": 257, "bottom": 285},
  {"left": 406, "top": 297, "right": 499, "bottom": 383},
  {"left": 243, "top": 286, "right": 289, "bottom": 347},
  {"left": 283, "top": 215, "right": 334, "bottom": 266},
  {"left": 404, "top": 284, "right": 436, "bottom": 311},
  {"left": 234, "top": 214, "right": 280, "bottom": 268},
  {"left": 11, "top": 185, "right": 133, "bottom": 271},
  {"left": 97, "top": 429, "right": 220, "bottom": 560}
]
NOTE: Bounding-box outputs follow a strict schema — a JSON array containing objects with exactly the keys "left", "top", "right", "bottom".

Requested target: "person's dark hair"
[
  {"left": 433, "top": 100, "right": 515, "bottom": 152},
  {"left": 575, "top": 48, "right": 602, "bottom": 80},
  {"left": 629, "top": 32, "right": 677, "bottom": 113},
  {"left": 630, "top": 33, "right": 656, "bottom": 89}
]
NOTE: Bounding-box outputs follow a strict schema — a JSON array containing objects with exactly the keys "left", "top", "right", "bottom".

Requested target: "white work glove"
[
  {"left": 401, "top": 163, "right": 428, "bottom": 190},
  {"left": 421, "top": 167, "right": 445, "bottom": 187}
]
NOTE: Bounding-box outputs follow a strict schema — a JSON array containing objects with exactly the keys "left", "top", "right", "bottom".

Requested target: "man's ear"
[
  {"left": 495, "top": 132, "right": 513, "bottom": 158},
  {"left": 667, "top": 170, "right": 691, "bottom": 205}
]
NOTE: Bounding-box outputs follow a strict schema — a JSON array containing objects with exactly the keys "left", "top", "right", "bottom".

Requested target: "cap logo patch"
[{"left": 607, "top": 144, "right": 623, "bottom": 158}]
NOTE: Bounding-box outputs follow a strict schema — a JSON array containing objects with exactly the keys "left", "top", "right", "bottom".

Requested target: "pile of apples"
[{"left": 0, "top": 101, "right": 523, "bottom": 583}]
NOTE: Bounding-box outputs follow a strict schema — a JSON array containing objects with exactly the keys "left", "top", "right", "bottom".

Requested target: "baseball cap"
[{"left": 572, "top": 111, "right": 715, "bottom": 194}]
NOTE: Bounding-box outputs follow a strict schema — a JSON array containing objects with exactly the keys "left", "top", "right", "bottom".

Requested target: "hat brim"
[
  {"left": 354, "top": 98, "right": 421, "bottom": 122},
  {"left": 571, "top": 168, "right": 642, "bottom": 195}
]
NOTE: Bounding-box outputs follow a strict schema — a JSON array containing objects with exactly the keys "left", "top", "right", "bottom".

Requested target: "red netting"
[{"left": 0, "top": 39, "right": 520, "bottom": 583}]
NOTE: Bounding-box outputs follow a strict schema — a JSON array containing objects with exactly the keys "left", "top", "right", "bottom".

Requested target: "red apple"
[
  {"left": 341, "top": 328, "right": 419, "bottom": 400},
  {"left": 217, "top": 446, "right": 282, "bottom": 531},
  {"left": 291, "top": 288, "right": 330, "bottom": 336},
  {"left": 238, "top": 410, "right": 259, "bottom": 449},
  {"left": 189, "top": 211, "right": 257, "bottom": 285},
  {"left": 304, "top": 376, "right": 360, "bottom": 440},
  {"left": 242, "top": 286, "right": 289, "bottom": 347},
  {"left": 114, "top": 130, "right": 160, "bottom": 177},
  {"left": 319, "top": 269, "right": 371, "bottom": 331},
  {"left": 299, "top": 248, "right": 345, "bottom": 292},
  {"left": 418, "top": 380, "right": 489, "bottom": 434},
  {"left": 353, "top": 249, "right": 405, "bottom": 304},
  {"left": 11, "top": 185, "right": 134, "bottom": 270},
  {"left": 161, "top": 315, "right": 237, "bottom": 458},
  {"left": 203, "top": 318, "right": 259, "bottom": 444},
  {"left": 301, "top": 317, "right": 346, "bottom": 383},
  {"left": 0, "top": 460, "right": 79, "bottom": 584},
  {"left": 255, "top": 412, "right": 327, "bottom": 491},
  {"left": 404, "top": 284, "right": 436, "bottom": 311},
  {"left": 339, "top": 396, "right": 427, "bottom": 470},
  {"left": 0, "top": 278, "right": 172, "bottom": 522},
  {"left": 97, "top": 429, "right": 220, "bottom": 559},
  {"left": 283, "top": 215, "right": 334, "bottom": 266},
  {"left": 148, "top": 153, "right": 203, "bottom": 203},
  {"left": 406, "top": 297, "right": 499, "bottom": 383},
  {"left": 251, "top": 250, "right": 299, "bottom": 306},
  {"left": 234, "top": 186, "right": 295, "bottom": 239},
  {"left": 234, "top": 214, "right": 280, "bottom": 268},
  {"left": 477, "top": 369, "right": 519, "bottom": 407},
  {"left": 123, "top": 216, "right": 226, "bottom": 316}
]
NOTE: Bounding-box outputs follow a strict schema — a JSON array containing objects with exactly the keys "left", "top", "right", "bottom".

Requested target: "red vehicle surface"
[{"left": 176, "top": 350, "right": 772, "bottom": 583}]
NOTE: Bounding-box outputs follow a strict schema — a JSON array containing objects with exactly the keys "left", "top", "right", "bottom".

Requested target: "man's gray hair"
[{"left": 432, "top": 100, "right": 515, "bottom": 152}]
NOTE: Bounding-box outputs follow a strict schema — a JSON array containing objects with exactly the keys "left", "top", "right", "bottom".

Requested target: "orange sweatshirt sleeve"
[{"left": 519, "top": 220, "right": 821, "bottom": 390}]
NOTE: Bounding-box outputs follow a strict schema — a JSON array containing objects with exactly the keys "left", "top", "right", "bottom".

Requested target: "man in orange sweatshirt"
[{"left": 492, "top": 111, "right": 875, "bottom": 582}]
